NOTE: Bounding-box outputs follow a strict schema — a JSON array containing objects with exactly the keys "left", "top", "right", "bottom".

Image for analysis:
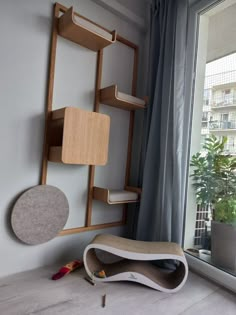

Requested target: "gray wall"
[
  {"left": 0, "top": 0, "right": 145, "bottom": 277},
  {"left": 116, "top": 0, "right": 147, "bottom": 19}
]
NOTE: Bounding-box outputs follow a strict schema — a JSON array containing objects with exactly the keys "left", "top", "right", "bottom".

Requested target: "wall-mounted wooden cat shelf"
[
  {"left": 58, "top": 7, "right": 116, "bottom": 51},
  {"left": 93, "top": 186, "right": 141, "bottom": 204},
  {"left": 100, "top": 85, "right": 146, "bottom": 110}
]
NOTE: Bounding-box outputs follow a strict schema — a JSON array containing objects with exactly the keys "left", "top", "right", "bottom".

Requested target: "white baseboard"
[
  {"left": 186, "top": 253, "right": 236, "bottom": 293},
  {"left": 92, "top": 0, "right": 146, "bottom": 31}
]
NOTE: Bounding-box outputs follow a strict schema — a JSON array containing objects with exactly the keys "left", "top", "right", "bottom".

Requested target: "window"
[
  {"left": 202, "top": 112, "right": 208, "bottom": 121},
  {"left": 203, "top": 88, "right": 211, "bottom": 105},
  {"left": 185, "top": 0, "right": 236, "bottom": 284}
]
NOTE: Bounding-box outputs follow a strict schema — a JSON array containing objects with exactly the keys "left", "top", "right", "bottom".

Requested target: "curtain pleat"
[{"left": 136, "top": 0, "right": 190, "bottom": 245}]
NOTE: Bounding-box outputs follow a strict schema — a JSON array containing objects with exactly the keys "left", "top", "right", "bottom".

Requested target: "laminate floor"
[{"left": 0, "top": 265, "right": 235, "bottom": 315}]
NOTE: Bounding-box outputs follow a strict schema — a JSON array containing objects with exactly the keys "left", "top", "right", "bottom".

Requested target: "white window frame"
[{"left": 184, "top": 0, "right": 236, "bottom": 293}]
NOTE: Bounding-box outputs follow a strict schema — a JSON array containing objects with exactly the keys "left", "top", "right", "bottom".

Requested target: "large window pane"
[{"left": 185, "top": 1, "right": 236, "bottom": 278}]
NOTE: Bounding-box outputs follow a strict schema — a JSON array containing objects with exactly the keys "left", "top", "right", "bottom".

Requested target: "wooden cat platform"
[{"left": 83, "top": 234, "right": 188, "bottom": 293}]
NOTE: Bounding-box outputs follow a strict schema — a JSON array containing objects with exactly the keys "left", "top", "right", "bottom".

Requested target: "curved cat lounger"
[{"left": 84, "top": 234, "right": 188, "bottom": 293}]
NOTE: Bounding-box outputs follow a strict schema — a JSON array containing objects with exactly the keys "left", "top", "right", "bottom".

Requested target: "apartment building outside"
[{"left": 201, "top": 62, "right": 236, "bottom": 154}]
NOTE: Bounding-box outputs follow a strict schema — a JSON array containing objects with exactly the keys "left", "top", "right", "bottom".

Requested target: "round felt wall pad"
[{"left": 11, "top": 185, "right": 69, "bottom": 245}]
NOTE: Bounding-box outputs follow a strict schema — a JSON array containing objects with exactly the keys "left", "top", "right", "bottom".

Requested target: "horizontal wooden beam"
[{"left": 58, "top": 221, "right": 125, "bottom": 236}]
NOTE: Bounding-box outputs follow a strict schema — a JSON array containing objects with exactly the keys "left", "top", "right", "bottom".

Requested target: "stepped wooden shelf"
[
  {"left": 99, "top": 85, "right": 146, "bottom": 111},
  {"left": 93, "top": 186, "right": 141, "bottom": 204},
  {"left": 48, "top": 107, "right": 110, "bottom": 165},
  {"left": 58, "top": 7, "right": 116, "bottom": 51}
]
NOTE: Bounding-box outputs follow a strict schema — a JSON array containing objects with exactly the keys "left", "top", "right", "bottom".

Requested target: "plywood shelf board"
[
  {"left": 58, "top": 7, "right": 116, "bottom": 51},
  {"left": 125, "top": 186, "right": 142, "bottom": 194},
  {"left": 48, "top": 107, "right": 110, "bottom": 165},
  {"left": 51, "top": 107, "right": 66, "bottom": 120},
  {"left": 59, "top": 220, "right": 125, "bottom": 236},
  {"left": 100, "top": 85, "right": 146, "bottom": 110},
  {"left": 93, "top": 186, "right": 140, "bottom": 204}
]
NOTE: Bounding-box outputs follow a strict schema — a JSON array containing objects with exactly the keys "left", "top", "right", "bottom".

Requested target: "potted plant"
[
  {"left": 190, "top": 135, "right": 236, "bottom": 272},
  {"left": 190, "top": 135, "right": 225, "bottom": 249},
  {"left": 211, "top": 155, "right": 236, "bottom": 272}
]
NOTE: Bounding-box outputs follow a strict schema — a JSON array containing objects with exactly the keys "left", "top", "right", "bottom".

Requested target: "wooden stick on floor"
[
  {"left": 84, "top": 277, "right": 96, "bottom": 286},
  {"left": 102, "top": 294, "right": 106, "bottom": 308}
]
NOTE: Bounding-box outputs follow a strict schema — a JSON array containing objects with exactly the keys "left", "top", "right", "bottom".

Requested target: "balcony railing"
[
  {"left": 211, "top": 96, "right": 236, "bottom": 108},
  {"left": 204, "top": 70, "right": 236, "bottom": 89},
  {"left": 209, "top": 120, "right": 236, "bottom": 130}
]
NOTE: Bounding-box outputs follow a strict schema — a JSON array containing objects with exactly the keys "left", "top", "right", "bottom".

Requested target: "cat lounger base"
[{"left": 83, "top": 234, "right": 188, "bottom": 293}]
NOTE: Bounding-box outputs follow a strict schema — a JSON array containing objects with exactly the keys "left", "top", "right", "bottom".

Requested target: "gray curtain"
[{"left": 136, "top": 0, "right": 190, "bottom": 245}]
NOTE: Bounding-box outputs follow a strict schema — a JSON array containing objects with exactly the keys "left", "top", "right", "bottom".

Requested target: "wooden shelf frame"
[
  {"left": 100, "top": 85, "right": 146, "bottom": 110},
  {"left": 58, "top": 6, "right": 116, "bottom": 51},
  {"left": 41, "top": 2, "right": 143, "bottom": 236}
]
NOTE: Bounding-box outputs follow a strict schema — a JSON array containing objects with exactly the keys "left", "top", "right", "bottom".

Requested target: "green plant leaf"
[{"left": 190, "top": 135, "right": 236, "bottom": 223}]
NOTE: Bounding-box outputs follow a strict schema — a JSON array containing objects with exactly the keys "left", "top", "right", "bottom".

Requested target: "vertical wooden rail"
[
  {"left": 125, "top": 45, "right": 138, "bottom": 185},
  {"left": 86, "top": 50, "right": 104, "bottom": 227},
  {"left": 116, "top": 36, "right": 139, "bottom": 224},
  {"left": 41, "top": 3, "right": 60, "bottom": 185}
]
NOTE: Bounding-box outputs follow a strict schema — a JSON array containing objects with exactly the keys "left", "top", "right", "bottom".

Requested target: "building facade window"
[{"left": 200, "top": 55, "right": 236, "bottom": 154}]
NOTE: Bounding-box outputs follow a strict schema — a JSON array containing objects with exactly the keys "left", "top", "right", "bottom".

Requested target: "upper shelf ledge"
[
  {"left": 58, "top": 7, "right": 117, "bottom": 51},
  {"left": 100, "top": 85, "right": 146, "bottom": 111}
]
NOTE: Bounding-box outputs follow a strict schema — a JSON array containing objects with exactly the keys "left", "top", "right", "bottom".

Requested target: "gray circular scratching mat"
[{"left": 11, "top": 185, "right": 69, "bottom": 245}]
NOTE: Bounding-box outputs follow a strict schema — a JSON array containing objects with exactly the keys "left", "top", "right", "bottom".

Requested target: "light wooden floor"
[{"left": 0, "top": 264, "right": 235, "bottom": 315}]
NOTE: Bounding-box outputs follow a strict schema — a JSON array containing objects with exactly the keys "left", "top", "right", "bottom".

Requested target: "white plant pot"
[{"left": 211, "top": 221, "right": 236, "bottom": 272}]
